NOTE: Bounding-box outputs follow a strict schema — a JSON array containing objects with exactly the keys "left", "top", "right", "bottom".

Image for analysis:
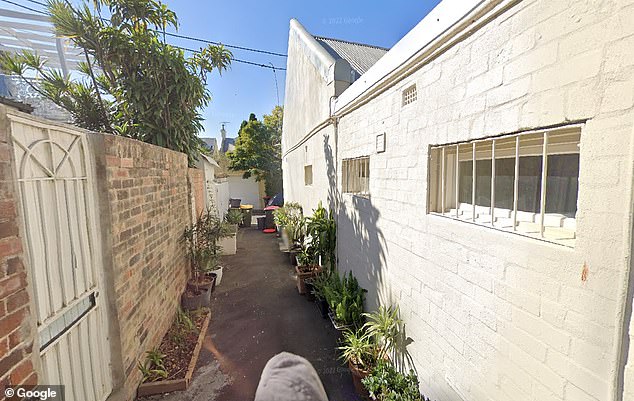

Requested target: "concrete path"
[{"left": 193, "top": 227, "right": 360, "bottom": 401}]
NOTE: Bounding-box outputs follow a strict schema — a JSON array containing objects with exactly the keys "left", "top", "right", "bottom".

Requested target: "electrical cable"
[{"left": 5, "top": 0, "right": 287, "bottom": 57}]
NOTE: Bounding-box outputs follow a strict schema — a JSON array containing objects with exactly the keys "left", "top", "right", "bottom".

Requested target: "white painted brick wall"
[{"left": 283, "top": 0, "right": 634, "bottom": 400}]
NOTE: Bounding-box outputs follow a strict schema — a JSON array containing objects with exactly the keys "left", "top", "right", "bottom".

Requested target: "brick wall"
[
  {"left": 93, "top": 134, "right": 196, "bottom": 401},
  {"left": 0, "top": 107, "right": 36, "bottom": 393}
]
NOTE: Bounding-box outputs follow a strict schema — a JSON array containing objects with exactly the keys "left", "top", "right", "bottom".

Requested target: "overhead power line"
[
  {"left": 7, "top": 0, "right": 287, "bottom": 58},
  {"left": 160, "top": 31, "right": 286, "bottom": 58},
  {"left": 1, "top": 0, "right": 44, "bottom": 14},
  {"left": 178, "top": 46, "right": 285, "bottom": 71},
  {"left": 0, "top": 0, "right": 288, "bottom": 70}
]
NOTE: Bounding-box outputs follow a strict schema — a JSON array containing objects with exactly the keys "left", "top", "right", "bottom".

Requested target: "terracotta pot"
[
  {"left": 295, "top": 265, "right": 321, "bottom": 294},
  {"left": 348, "top": 360, "right": 370, "bottom": 400}
]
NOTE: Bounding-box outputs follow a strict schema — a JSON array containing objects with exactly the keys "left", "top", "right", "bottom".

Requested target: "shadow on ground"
[{"left": 148, "top": 227, "right": 360, "bottom": 401}]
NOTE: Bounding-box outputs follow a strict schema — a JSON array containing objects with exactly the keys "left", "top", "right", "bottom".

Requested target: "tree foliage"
[
  {"left": 1, "top": 0, "right": 231, "bottom": 164},
  {"left": 228, "top": 106, "right": 283, "bottom": 195}
]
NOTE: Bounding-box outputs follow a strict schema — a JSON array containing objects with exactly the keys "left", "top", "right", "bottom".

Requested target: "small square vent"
[{"left": 402, "top": 84, "right": 417, "bottom": 106}]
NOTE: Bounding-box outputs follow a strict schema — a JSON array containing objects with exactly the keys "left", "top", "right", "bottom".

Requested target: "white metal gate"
[{"left": 9, "top": 113, "right": 112, "bottom": 401}]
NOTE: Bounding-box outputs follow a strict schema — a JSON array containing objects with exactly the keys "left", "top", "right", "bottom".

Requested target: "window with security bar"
[
  {"left": 429, "top": 125, "right": 581, "bottom": 246},
  {"left": 342, "top": 157, "right": 370, "bottom": 196}
]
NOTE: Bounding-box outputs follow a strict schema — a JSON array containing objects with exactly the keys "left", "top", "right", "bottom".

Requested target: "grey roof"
[
  {"left": 313, "top": 36, "right": 389, "bottom": 78},
  {"left": 201, "top": 137, "right": 218, "bottom": 151},
  {"left": 221, "top": 137, "right": 235, "bottom": 153}
]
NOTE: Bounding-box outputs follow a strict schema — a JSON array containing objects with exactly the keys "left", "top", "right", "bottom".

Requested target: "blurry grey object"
[{"left": 254, "top": 352, "right": 328, "bottom": 401}]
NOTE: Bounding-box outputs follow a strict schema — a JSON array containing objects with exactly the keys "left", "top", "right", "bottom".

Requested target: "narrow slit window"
[
  {"left": 304, "top": 165, "right": 313, "bottom": 186},
  {"left": 342, "top": 157, "right": 370, "bottom": 196},
  {"left": 429, "top": 126, "right": 581, "bottom": 247}
]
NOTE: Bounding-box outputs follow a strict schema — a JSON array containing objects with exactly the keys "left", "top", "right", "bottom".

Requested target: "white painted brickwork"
[{"left": 283, "top": 0, "right": 634, "bottom": 400}]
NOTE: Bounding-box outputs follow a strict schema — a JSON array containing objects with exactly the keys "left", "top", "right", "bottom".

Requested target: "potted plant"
[
  {"left": 339, "top": 305, "right": 404, "bottom": 399},
  {"left": 324, "top": 271, "right": 365, "bottom": 329},
  {"left": 339, "top": 329, "right": 375, "bottom": 398},
  {"left": 218, "top": 221, "right": 237, "bottom": 255},
  {"left": 306, "top": 202, "right": 336, "bottom": 271},
  {"left": 295, "top": 247, "right": 321, "bottom": 294},
  {"left": 311, "top": 272, "right": 330, "bottom": 318},
  {"left": 361, "top": 360, "right": 422, "bottom": 401},
  {"left": 181, "top": 212, "right": 216, "bottom": 310},
  {"left": 286, "top": 217, "right": 305, "bottom": 265},
  {"left": 225, "top": 208, "right": 243, "bottom": 231}
]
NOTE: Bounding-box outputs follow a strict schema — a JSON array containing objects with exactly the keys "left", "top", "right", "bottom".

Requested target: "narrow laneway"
[{"left": 198, "top": 226, "right": 360, "bottom": 401}]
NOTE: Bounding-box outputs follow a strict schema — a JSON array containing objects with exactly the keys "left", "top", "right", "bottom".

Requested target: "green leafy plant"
[
  {"left": 138, "top": 348, "right": 168, "bottom": 383},
  {"left": 228, "top": 107, "right": 283, "bottom": 195},
  {"left": 296, "top": 247, "right": 318, "bottom": 267},
  {"left": 338, "top": 329, "right": 376, "bottom": 371},
  {"left": 361, "top": 360, "right": 422, "bottom": 401},
  {"left": 323, "top": 271, "right": 365, "bottom": 327},
  {"left": 306, "top": 202, "right": 336, "bottom": 270},
  {"left": 183, "top": 208, "right": 232, "bottom": 287},
  {"left": 225, "top": 209, "right": 243, "bottom": 225},
  {"left": 363, "top": 306, "right": 403, "bottom": 361},
  {"left": 175, "top": 308, "right": 195, "bottom": 332},
  {"left": 1, "top": 0, "right": 231, "bottom": 165}
]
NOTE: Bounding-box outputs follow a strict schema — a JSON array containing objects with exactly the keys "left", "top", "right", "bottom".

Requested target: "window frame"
[
  {"left": 428, "top": 124, "right": 582, "bottom": 247},
  {"left": 342, "top": 156, "right": 370, "bottom": 197},
  {"left": 304, "top": 165, "right": 313, "bottom": 186}
]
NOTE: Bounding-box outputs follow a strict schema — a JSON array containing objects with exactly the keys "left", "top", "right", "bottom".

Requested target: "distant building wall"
[{"left": 227, "top": 174, "right": 262, "bottom": 208}]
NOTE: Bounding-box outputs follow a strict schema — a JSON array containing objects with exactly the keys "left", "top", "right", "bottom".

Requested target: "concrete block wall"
[
  {"left": 91, "top": 134, "right": 194, "bottom": 401},
  {"left": 0, "top": 106, "right": 37, "bottom": 393},
  {"left": 333, "top": 1, "right": 634, "bottom": 400}
]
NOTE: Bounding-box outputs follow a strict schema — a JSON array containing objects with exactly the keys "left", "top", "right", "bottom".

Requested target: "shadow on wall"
[
  {"left": 322, "top": 133, "right": 389, "bottom": 311},
  {"left": 323, "top": 133, "right": 419, "bottom": 376}
]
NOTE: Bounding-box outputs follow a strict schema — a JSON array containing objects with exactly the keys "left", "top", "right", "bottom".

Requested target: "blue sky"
[
  {"left": 4, "top": 0, "right": 441, "bottom": 140},
  {"left": 163, "top": 0, "right": 443, "bottom": 141}
]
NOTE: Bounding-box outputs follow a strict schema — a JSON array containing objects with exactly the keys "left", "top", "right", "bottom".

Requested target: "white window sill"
[{"left": 430, "top": 212, "right": 576, "bottom": 247}]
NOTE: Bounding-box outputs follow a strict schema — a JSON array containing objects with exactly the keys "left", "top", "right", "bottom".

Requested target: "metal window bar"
[
  {"left": 512, "top": 136, "right": 520, "bottom": 231},
  {"left": 490, "top": 139, "right": 496, "bottom": 226},
  {"left": 455, "top": 144, "right": 460, "bottom": 218},
  {"left": 539, "top": 132, "right": 548, "bottom": 237},
  {"left": 472, "top": 142, "right": 476, "bottom": 222},
  {"left": 441, "top": 147, "right": 445, "bottom": 215}
]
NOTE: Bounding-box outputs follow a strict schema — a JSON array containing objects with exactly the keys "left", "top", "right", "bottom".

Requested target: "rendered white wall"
[
  {"left": 281, "top": 21, "right": 342, "bottom": 212},
  {"left": 227, "top": 175, "right": 260, "bottom": 207},
  {"left": 283, "top": 0, "right": 634, "bottom": 400}
]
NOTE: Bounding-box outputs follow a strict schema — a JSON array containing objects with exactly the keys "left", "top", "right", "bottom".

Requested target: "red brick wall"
[
  {"left": 188, "top": 167, "right": 205, "bottom": 217},
  {"left": 96, "top": 134, "right": 195, "bottom": 400},
  {"left": 0, "top": 107, "right": 36, "bottom": 393}
]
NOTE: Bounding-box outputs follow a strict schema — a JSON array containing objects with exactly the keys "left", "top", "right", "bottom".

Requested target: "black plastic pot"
[
  {"left": 305, "top": 279, "right": 315, "bottom": 302},
  {"left": 181, "top": 287, "right": 211, "bottom": 310},
  {"left": 315, "top": 297, "right": 329, "bottom": 319},
  {"left": 289, "top": 250, "right": 299, "bottom": 266}
]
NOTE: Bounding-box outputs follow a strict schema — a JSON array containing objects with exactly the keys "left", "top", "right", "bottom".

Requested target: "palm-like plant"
[
  {"left": 338, "top": 329, "right": 376, "bottom": 371},
  {"left": 363, "top": 305, "right": 403, "bottom": 361}
]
